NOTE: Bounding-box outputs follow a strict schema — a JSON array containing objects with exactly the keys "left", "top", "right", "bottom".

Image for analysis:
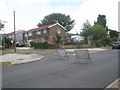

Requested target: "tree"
[
  {"left": 90, "top": 24, "right": 108, "bottom": 47},
  {"left": 37, "top": 13, "right": 75, "bottom": 32},
  {"left": 44, "top": 35, "right": 49, "bottom": 41},
  {"left": 0, "top": 21, "right": 4, "bottom": 30},
  {"left": 80, "top": 20, "right": 92, "bottom": 46},
  {"left": 109, "top": 29, "right": 119, "bottom": 38},
  {"left": 2, "top": 37, "right": 12, "bottom": 48},
  {"left": 55, "top": 33, "right": 62, "bottom": 44},
  {"left": 94, "top": 14, "right": 107, "bottom": 28}
]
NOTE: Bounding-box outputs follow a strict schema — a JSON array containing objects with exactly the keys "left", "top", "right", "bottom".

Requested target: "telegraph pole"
[{"left": 13, "top": 10, "right": 16, "bottom": 52}]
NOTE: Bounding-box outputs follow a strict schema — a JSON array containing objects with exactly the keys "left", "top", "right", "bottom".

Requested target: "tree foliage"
[
  {"left": 55, "top": 33, "right": 62, "bottom": 44},
  {"left": 109, "top": 29, "right": 119, "bottom": 38},
  {"left": 2, "top": 37, "right": 12, "bottom": 48},
  {"left": 80, "top": 20, "right": 92, "bottom": 45},
  {"left": 0, "top": 22, "right": 4, "bottom": 30},
  {"left": 81, "top": 20, "right": 92, "bottom": 38},
  {"left": 90, "top": 24, "right": 108, "bottom": 47},
  {"left": 37, "top": 13, "right": 75, "bottom": 32},
  {"left": 91, "top": 24, "right": 107, "bottom": 40},
  {"left": 94, "top": 14, "right": 107, "bottom": 28}
]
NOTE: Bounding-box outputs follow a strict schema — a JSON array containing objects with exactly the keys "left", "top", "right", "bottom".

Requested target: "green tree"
[
  {"left": 37, "top": 13, "right": 75, "bottom": 32},
  {"left": 0, "top": 22, "right": 4, "bottom": 30},
  {"left": 55, "top": 33, "right": 62, "bottom": 44},
  {"left": 90, "top": 24, "right": 108, "bottom": 47},
  {"left": 44, "top": 35, "right": 49, "bottom": 41},
  {"left": 2, "top": 37, "right": 12, "bottom": 48},
  {"left": 94, "top": 14, "right": 107, "bottom": 29},
  {"left": 109, "top": 29, "right": 119, "bottom": 38},
  {"left": 30, "top": 40, "right": 36, "bottom": 47},
  {"left": 80, "top": 20, "right": 92, "bottom": 46}
]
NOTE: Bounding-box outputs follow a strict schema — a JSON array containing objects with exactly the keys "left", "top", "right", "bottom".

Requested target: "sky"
[{"left": 0, "top": 0, "right": 119, "bottom": 34}]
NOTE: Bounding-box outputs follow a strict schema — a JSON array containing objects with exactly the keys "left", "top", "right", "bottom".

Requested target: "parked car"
[
  {"left": 0, "top": 45, "right": 5, "bottom": 50},
  {"left": 16, "top": 42, "right": 24, "bottom": 47},
  {"left": 112, "top": 41, "right": 120, "bottom": 49}
]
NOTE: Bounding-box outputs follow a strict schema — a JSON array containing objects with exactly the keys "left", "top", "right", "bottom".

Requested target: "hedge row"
[{"left": 32, "top": 42, "right": 59, "bottom": 49}]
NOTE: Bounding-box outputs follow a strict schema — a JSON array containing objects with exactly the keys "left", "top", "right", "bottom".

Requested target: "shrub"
[
  {"left": 30, "top": 40, "right": 36, "bottom": 47},
  {"left": 33, "top": 42, "right": 59, "bottom": 49},
  {"left": 77, "top": 44, "right": 91, "bottom": 49},
  {"left": 60, "top": 45, "right": 76, "bottom": 49}
]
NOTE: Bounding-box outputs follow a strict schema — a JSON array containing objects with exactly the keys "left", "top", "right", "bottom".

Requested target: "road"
[{"left": 2, "top": 49, "right": 119, "bottom": 88}]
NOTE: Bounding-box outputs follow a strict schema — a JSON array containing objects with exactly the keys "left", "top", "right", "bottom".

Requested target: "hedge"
[{"left": 33, "top": 42, "right": 59, "bottom": 49}]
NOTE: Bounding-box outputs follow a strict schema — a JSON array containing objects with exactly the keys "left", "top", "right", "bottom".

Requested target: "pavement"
[
  {"left": 106, "top": 78, "right": 119, "bottom": 88},
  {"left": 1, "top": 48, "right": 119, "bottom": 88},
  {"left": 0, "top": 54, "right": 45, "bottom": 65},
  {"left": 1, "top": 48, "right": 106, "bottom": 65}
]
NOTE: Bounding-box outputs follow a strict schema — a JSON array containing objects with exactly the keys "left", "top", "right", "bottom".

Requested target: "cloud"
[
  {"left": 0, "top": 0, "right": 119, "bottom": 34},
  {"left": 69, "top": 0, "right": 119, "bottom": 33}
]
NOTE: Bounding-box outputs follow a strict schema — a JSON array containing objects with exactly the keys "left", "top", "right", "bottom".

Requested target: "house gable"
[{"left": 24, "top": 23, "right": 66, "bottom": 43}]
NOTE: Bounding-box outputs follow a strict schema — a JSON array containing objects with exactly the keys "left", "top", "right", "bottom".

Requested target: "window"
[
  {"left": 28, "top": 32, "right": 32, "bottom": 36},
  {"left": 57, "top": 28, "right": 61, "bottom": 34},
  {"left": 37, "top": 31, "right": 41, "bottom": 34},
  {"left": 25, "top": 34, "right": 27, "bottom": 37},
  {"left": 8, "top": 35, "right": 12, "bottom": 38},
  {"left": 43, "top": 30, "right": 46, "bottom": 33},
  {"left": 12, "top": 35, "right": 14, "bottom": 38}
]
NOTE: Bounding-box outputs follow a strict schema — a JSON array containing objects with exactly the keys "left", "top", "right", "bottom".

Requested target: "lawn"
[
  {"left": 0, "top": 62, "right": 11, "bottom": 66},
  {"left": 101, "top": 46, "right": 112, "bottom": 50},
  {"left": 1, "top": 51, "right": 31, "bottom": 55}
]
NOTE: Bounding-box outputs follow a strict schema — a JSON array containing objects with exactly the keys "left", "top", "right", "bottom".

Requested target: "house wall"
[
  {"left": 49, "top": 25, "right": 66, "bottom": 41},
  {"left": 16, "top": 31, "right": 24, "bottom": 41},
  {"left": 26, "top": 29, "right": 49, "bottom": 42},
  {"left": 6, "top": 30, "right": 24, "bottom": 42},
  {"left": 24, "top": 25, "right": 66, "bottom": 43}
]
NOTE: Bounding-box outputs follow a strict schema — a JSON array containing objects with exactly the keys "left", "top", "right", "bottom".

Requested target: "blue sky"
[
  {"left": 49, "top": 0, "right": 85, "bottom": 7},
  {"left": 0, "top": 0, "right": 119, "bottom": 34}
]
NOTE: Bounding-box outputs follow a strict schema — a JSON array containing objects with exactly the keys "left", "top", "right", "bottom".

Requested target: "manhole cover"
[{"left": 17, "top": 59, "right": 24, "bottom": 60}]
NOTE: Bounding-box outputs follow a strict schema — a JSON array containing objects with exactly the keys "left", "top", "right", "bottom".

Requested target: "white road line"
[{"left": 106, "top": 78, "right": 120, "bottom": 88}]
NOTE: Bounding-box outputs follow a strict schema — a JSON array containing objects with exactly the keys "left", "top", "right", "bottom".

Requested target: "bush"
[
  {"left": 77, "top": 44, "right": 91, "bottom": 48},
  {"left": 60, "top": 45, "right": 76, "bottom": 49},
  {"left": 2, "top": 38, "right": 12, "bottom": 48},
  {"left": 30, "top": 40, "right": 36, "bottom": 47},
  {"left": 33, "top": 42, "right": 59, "bottom": 49}
]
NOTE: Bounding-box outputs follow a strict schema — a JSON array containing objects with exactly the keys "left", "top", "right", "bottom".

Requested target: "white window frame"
[
  {"left": 28, "top": 32, "right": 32, "bottom": 36},
  {"left": 25, "top": 33, "right": 28, "bottom": 37},
  {"left": 8, "top": 35, "right": 12, "bottom": 38},
  {"left": 37, "top": 31, "right": 41, "bottom": 34},
  {"left": 43, "top": 30, "right": 46, "bottom": 34},
  {"left": 57, "top": 28, "right": 61, "bottom": 34},
  {"left": 12, "top": 35, "right": 14, "bottom": 38}
]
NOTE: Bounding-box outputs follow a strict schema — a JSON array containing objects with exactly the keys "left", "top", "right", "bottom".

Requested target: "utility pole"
[{"left": 13, "top": 10, "right": 16, "bottom": 52}]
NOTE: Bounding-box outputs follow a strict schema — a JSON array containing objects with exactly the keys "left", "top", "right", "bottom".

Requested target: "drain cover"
[{"left": 17, "top": 59, "right": 24, "bottom": 60}]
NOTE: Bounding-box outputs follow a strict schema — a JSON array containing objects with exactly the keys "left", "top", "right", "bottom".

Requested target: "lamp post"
[{"left": 13, "top": 10, "right": 16, "bottom": 52}]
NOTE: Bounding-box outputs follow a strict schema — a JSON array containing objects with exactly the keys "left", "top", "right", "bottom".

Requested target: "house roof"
[
  {"left": 5, "top": 30, "right": 24, "bottom": 35},
  {"left": 25, "top": 22, "right": 66, "bottom": 33}
]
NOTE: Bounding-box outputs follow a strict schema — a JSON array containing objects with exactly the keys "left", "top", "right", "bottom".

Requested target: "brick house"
[{"left": 23, "top": 23, "right": 66, "bottom": 44}]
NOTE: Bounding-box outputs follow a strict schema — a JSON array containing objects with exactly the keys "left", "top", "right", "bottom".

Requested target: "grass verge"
[
  {"left": 0, "top": 62, "right": 11, "bottom": 66},
  {"left": 30, "top": 49, "right": 56, "bottom": 52},
  {"left": 1, "top": 51, "right": 31, "bottom": 55},
  {"left": 101, "top": 46, "right": 112, "bottom": 50}
]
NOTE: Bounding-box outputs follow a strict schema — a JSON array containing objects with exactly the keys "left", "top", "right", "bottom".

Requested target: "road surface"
[{"left": 2, "top": 50, "right": 119, "bottom": 88}]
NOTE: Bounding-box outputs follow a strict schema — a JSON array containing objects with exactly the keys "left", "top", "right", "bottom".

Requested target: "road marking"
[{"left": 106, "top": 78, "right": 120, "bottom": 88}]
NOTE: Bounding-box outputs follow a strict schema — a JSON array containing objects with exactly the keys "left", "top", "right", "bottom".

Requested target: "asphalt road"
[{"left": 2, "top": 49, "right": 119, "bottom": 88}]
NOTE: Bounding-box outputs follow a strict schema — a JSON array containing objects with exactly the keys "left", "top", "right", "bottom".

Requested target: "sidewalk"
[
  {"left": 66, "top": 48, "right": 107, "bottom": 53},
  {"left": 106, "top": 78, "right": 120, "bottom": 89},
  {"left": 0, "top": 54, "right": 45, "bottom": 65}
]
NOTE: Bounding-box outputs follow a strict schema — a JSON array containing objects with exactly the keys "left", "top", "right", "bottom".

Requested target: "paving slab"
[{"left": 0, "top": 54, "right": 45, "bottom": 65}]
